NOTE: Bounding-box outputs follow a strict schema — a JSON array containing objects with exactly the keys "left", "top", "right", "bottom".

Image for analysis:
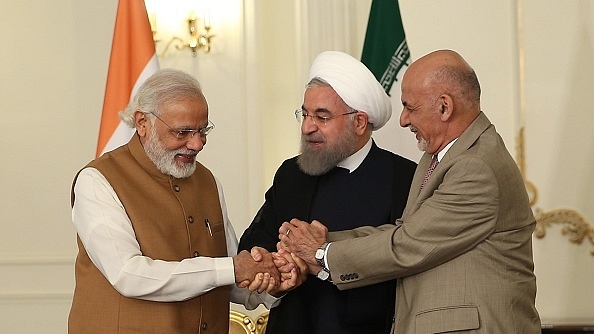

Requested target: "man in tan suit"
[{"left": 278, "top": 50, "right": 541, "bottom": 333}]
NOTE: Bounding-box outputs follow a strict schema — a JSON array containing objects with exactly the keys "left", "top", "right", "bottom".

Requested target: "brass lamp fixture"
[{"left": 158, "top": 11, "right": 215, "bottom": 57}]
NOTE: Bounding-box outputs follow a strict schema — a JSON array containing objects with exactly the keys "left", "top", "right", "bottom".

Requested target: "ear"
[
  {"left": 438, "top": 94, "right": 454, "bottom": 121},
  {"left": 354, "top": 112, "right": 369, "bottom": 135},
  {"left": 134, "top": 110, "right": 149, "bottom": 137}
]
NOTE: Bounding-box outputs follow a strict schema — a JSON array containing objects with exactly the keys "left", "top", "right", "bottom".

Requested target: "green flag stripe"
[{"left": 361, "top": 0, "right": 410, "bottom": 96}]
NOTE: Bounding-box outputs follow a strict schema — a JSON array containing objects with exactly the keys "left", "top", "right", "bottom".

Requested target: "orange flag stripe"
[{"left": 96, "top": 0, "right": 156, "bottom": 157}]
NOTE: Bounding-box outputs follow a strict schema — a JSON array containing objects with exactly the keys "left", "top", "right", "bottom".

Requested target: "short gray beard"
[
  {"left": 417, "top": 137, "right": 428, "bottom": 152},
  {"left": 297, "top": 122, "right": 358, "bottom": 176},
  {"left": 144, "top": 126, "right": 197, "bottom": 179},
  {"left": 410, "top": 125, "right": 428, "bottom": 152}
]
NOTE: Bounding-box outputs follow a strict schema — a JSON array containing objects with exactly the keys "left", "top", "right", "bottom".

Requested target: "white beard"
[{"left": 144, "top": 126, "right": 197, "bottom": 179}]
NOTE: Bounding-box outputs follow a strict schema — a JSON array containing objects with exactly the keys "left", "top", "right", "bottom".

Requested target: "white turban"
[{"left": 308, "top": 51, "right": 392, "bottom": 130}]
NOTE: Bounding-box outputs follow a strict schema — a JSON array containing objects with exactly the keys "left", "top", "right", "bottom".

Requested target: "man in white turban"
[
  {"left": 308, "top": 50, "right": 392, "bottom": 130},
  {"left": 239, "top": 50, "right": 417, "bottom": 334}
]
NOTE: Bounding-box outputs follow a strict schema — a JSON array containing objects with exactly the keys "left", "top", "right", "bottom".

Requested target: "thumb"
[{"left": 250, "top": 247, "right": 263, "bottom": 262}]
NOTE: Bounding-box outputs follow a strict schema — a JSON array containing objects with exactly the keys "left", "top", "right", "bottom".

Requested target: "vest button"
[
  {"left": 201, "top": 322, "right": 208, "bottom": 330},
  {"left": 193, "top": 251, "right": 200, "bottom": 257},
  {"left": 188, "top": 216, "right": 194, "bottom": 223},
  {"left": 173, "top": 185, "right": 180, "bottom": 192}
]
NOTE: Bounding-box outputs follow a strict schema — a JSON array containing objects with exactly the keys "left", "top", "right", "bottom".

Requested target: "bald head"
[{"left": 407, "top": 50, "right": 481, "bottom": 115}]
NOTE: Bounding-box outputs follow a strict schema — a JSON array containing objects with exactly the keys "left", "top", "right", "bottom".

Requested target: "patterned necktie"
[{"left": 420, "top": 155, "right": 439, "bottom": 190}]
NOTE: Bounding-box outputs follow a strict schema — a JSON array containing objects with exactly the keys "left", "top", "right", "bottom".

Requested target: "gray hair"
[
  {"left": 306, "top": 77, "right": 357, "bottom": 115},
  {"left": 306, "top": 77, "right": 330, "bottom": 89},
  {"left": 119, "top": 69, "right": 204, "bottom": 127}
]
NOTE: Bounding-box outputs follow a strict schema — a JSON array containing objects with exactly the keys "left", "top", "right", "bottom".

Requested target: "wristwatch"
[
  {"left": 316, "top": 267, "right": 330, "bottom": 281},
  {"left": 315, "top": 242, "right": 329, "bottom": 267}
]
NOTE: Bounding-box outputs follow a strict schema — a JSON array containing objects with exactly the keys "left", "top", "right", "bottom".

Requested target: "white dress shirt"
[{"left": 72, "top": 167, "right": 278, "bottom": 309}]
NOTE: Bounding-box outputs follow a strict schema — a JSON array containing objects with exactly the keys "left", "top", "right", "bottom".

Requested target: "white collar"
[
  {"left": 337, "top": 138, "right": 372, "bottom": 173},
  {"left": 436, "top": 138, "right": 458, "bottom": 162}
]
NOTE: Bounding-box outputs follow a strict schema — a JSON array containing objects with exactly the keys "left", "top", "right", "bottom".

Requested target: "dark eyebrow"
[
  {"left": 301, "top": 106, "right": 332, "bottom": 114},
  {"left": 303, "top": 107, "right": 332, "bottom": 114}
]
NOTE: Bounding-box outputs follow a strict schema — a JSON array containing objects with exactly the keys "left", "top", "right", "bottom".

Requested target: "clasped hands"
[
  {"left": 234, "top": 218, "right": 329, "bottom": 296},
  {"left": 234, "top": 247, "right": 307, "bottom": 296}
]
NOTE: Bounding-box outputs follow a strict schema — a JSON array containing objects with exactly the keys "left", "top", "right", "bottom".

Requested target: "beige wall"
[{"left": 0, "top": 0, "right": 592, "bottom": 332}]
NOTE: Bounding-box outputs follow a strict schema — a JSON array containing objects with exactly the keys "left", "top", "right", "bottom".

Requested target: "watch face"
[
  {"left": 315, "top": 248, "right": 324, "bottom": 260},
  {"left": 317, "top": 268, "right": 330, "bottom": 280}
]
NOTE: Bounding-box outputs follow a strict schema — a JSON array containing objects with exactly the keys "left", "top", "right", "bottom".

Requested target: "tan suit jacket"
[{"left": 328, "top": 112, "right": 541, "bottom": 333}]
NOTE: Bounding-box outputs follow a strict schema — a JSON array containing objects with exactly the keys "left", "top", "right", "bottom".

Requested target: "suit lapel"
[{"left": 403, "top": 112, "right": 493, "bottom": 219}]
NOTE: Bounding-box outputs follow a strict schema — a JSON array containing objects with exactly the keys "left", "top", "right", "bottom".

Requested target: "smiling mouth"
[{"left": 176, "top": 153, "right": 197, "bottom": 163}]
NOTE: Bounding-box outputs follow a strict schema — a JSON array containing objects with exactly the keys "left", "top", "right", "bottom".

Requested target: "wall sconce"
[{"left": 152, "top": 11, "right": 215, "bottom": 57}]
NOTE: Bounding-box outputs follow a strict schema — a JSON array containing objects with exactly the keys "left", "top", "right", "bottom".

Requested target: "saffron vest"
[{"left": 69, "top": 135, "right": 230, "bottom": 333}]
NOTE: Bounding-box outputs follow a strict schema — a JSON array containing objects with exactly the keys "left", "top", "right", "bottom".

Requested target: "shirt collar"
[
  {"left": 436, "top": 138, "right": 458, "bottom": 162},
  {"left": 337, "top": 138, "right": 372, "bottom": 173}
]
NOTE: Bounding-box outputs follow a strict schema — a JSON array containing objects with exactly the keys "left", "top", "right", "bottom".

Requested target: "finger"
[
  {"left": 277, "top": 237, "right": 290, "bottom": 249},
  {"left": 278, "top": 222, "right": 292, "bottom": 236},
  {"left": 277, "top": 240, "right": 290, "bottom": 252},
  {"left": 280, "top": 268, "right": 299, "bottom": 292},
  {"left": 237, "top": 279, "right": 251, "bottom": 289},
  {"left": 247, "top": 273, "right": 264, "bottom": 292},
  {"left": 257, "top": 273, "right": 271, "bottom": 293},
  {"left": 292, "top": 252, "right": 319, "bottom": 275},
  {"left": 267, "top": 276, "right": 276, "bottom": 291},
  {"left": 288, "top": 267, "right": 299, "bottom": 287},
  {"left": 278, "top": 233, "right": 289, "bottom": 244},
  {"left": 291, "top": 253, "right": 309, "bottom": 272},
  {"left": 250, "top": 247, "right": 265, "bottom": 262},
  {"left": 275, "top": 251, "right": 295, "bottom": 272},
  {"left": 271, "top": 252, "right": 288, "bottom": 262},
  {"left": 277, "top": 262, "right": 295, "bottom": 274},
  {"left": 273, "top": 257, "right": 289, "bottom": 269},
  {"left": 280, "top": 271, "right": 293, "bottom": 281}
]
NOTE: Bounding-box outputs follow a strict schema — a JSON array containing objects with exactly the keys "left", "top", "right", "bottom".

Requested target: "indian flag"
[
  {"left": 361, "top": 0, "right": 421, "bottom": 162},
  {"left": 96, "top": 0, "right": 159, "bottom": 157}
]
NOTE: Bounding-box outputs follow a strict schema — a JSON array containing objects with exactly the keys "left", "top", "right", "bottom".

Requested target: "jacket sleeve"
[{"left": 327, "top": 156, "right": 499, "bottom": 290}]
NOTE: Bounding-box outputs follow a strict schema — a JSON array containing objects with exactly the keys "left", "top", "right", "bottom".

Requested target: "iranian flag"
[
  {"left": 96, "top": 0, "right": 159, "bottom": 157},
  {"left": 361, "top": 0, "right": 421, "bottom": 162}
]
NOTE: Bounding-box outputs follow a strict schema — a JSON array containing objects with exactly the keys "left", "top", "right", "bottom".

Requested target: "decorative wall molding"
[
  {"left": 0, "top": 256, "right": 75, "bottom": 300},
  {"left": 0, "top": 292, "right": 72, "bottom": 301},
  {"left": 533, "top": 208, "right": 594, "bottom": 255},
  {"left": 0, "top": 256, "right": 73, "bottom": 265}
]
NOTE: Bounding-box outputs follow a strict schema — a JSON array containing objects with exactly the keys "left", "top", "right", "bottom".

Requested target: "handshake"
[{"left": 232, "top": 218, "right": 330, "bottom": 296}]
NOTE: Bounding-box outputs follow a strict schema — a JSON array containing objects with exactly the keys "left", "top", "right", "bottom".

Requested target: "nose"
[
  {"left": 301, "top": 115, "right": 318, "bottom": 134},
  {"left": 399, "top": 108, "right": 410, "bottom": 128},
  {"left": 186, "top": 133, "right": 206, "bottom": 151}
]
